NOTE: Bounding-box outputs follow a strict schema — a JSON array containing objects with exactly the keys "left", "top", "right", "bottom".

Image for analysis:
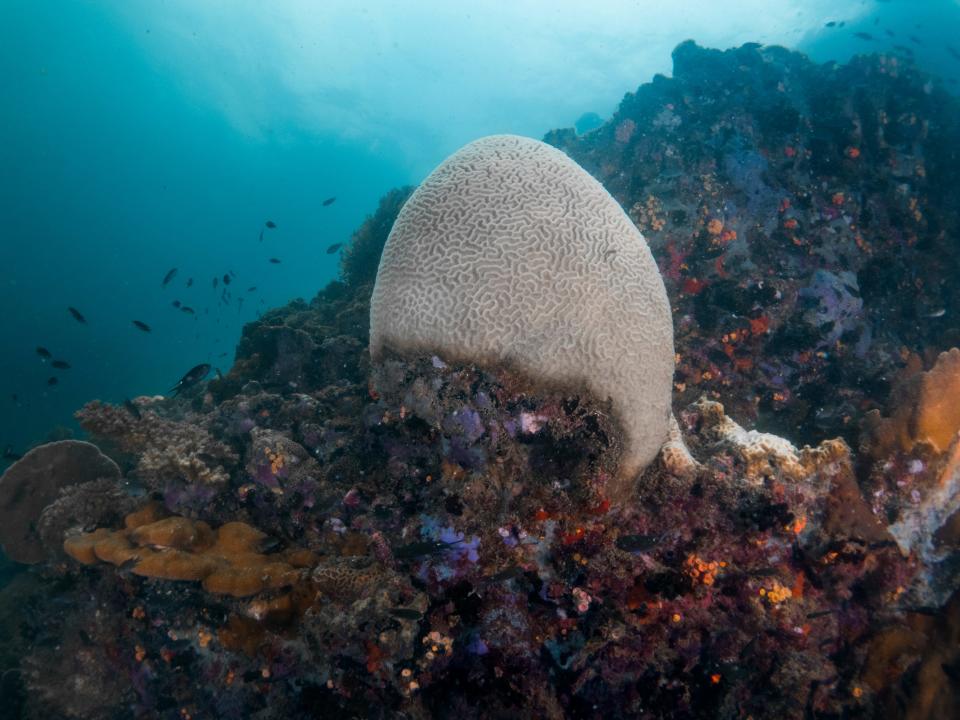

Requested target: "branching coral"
[{"left": 76, "top": 400, "right": 237, "bottom": 489}]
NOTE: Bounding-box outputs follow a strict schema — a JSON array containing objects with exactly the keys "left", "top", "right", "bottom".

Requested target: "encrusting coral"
[
  {"left": 65, "top": 511, "right": 314, "bottom": 598},
  {"left": 0, "top": 440, "right": 121, "bottom": 563},
  {"left": 370, "top": 134, "right": 676, "bottom": 502}
]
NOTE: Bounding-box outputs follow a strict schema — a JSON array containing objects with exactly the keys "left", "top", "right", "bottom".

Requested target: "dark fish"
[
  {"left": 388, "top": 608, "right": 422, "bottom": 621},
  {"left": 942, "top": 661, "right": 960, "bottom": 682},
  {"left": 615, "top": 534, "right": 659, "bottom": 552},
  {"left": 68, "top": 306, "right": 87, "bottom": 324},
  {"left": 326, "top": 243, "right": 343, "bottom": 254},
  {"left": 172, "top": 300, "right": 181, "bottom": 308},
  {"left": 910, "top": 35, "right": 923, "bottom": 45},
  {"left": 162, "top": 268, "right": 178, "bottom": 287},
  {"left": 47, "top": 376, "right": 58, "bottom": 386},
  {"left": 229, "top": 270, "right": 236, "bottom": 277},
  {"left": 223, "top": 274, "right": 231, "bottom": 285},
  {"left": 170, "top": 363, "right": 211, "bottom": 395},
  {"left": 838, "top": 21, "right": 845, "bottom": 28},
  {"left": 258, "top": 228, "right": 264, "bottom": 242},
  {"left": 36, "top": 346, "right": 52, "bottom": 360},
  {"left": 2, "top": 446, "right": 22, "bottom": 461},
  {"left": 948, "top": 46, "right": 960, "bottom": 60},
  {"left": 215, "top": 368, "right": 224, "bottom": 380},
  {"left": 51, "top": 360, "right": 70, "bottom": 370},
  {"left": 806, "top": 609, "right": 837, "bottom": 619},
  {"left": 486, "top": 565, "right": 525, "bottom": 583},
  {"left": 854, "top": 32, "right": 873, "bottom": 41},
  {"left": 901, "top": 605, "right": 940, "bottom": 616},
  {"left": 181, "top": 306, "right": 195, "bottom": 315},
  {"left": 394, "top": 538, "right": 463, "bottom": 560},
  {"left": 186, "top": 278, "right": 193, "bottom": 288},
  {"left": 322, "top": 196, "right": 336, "bottom": 207},
  {"left": 132, "top": 320, "right": 151, "bottom": 332},
  {"left": 123, "top": 398, "right": 142, "bottom": 420},
  {"left": 10, "top": 394, "right": 19, "bottom": 406},
  {"left": 269, "top": 258, "right": 281, "bottom": 264},
  {"left": 247, "top": 286, "right": 257, "bottom": 292},
  {"left": 213, "top": 277, "right": 219, "bottom": 289},
  {"left": 885, "top": 29, "right": 895, "bottom": 38},
  {"left": 825, "top": 21, "right": 836, "bottom": 28},
  {"left": 265, "top": 220, "right": 277, "bottom": 229}
]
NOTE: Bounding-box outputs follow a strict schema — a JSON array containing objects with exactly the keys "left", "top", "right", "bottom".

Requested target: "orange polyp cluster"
[
  {"left": 264, "top": 446, "right": 285, "bottom": 476},
  {"left": 706, "top": 218, "right": 724, "bottom": 236},
  {"left": 758, "top": 579, "right": 792, "bottom": 605},
  {"left": 684, "top": 554, "right": 725, "bottom": 587}
]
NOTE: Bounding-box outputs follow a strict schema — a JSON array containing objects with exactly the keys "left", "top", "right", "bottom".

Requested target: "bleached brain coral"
[{"left": 370, "top": 135, "right": 675, "bottom": 499}]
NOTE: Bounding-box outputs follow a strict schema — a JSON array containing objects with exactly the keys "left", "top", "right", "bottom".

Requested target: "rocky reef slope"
[{"left": 1, "top": 42, "right": 959, "bottom": 720}]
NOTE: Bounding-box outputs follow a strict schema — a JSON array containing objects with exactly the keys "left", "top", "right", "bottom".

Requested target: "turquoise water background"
[{"left": 2, "top": 0, "right": 958, "bottom": 457}]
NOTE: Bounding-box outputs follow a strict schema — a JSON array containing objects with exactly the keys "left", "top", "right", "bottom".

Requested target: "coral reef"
[
  {"left": 371, "top": 135, "right": 675, "bottom": 498},
  {"left": 546, "top": 41, "right": 960, "bottom": 449},
  {"left": 5, "top": 41, "right": 960, "bottom": 719}
]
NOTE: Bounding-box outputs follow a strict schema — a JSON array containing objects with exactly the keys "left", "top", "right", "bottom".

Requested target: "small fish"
[
  {"left": 2, "top": 446, "right": 22, "bottom": 461},
  {"left": 486, "top": 565, "right": 525, "bottom": 583},
  {"left": 885, "top": 29, "right": 895, "bottom": 38},
  {"left": 269, "top": 258, "right": 281, "bottom": 264},
  {"left": 51, "top": 360, "right": 70, "bottom": 370},
  {"left": 925, "top": 308, "right": 946, "bottom": 318},
  {"left": 68, "top": 306, "right": 87, "bottom": 324},
  {"left": 806, "top": 609, "right": 837, "bottom": 619},
  {"left": 213, "top": 277, "right": 219, "bottom": 289},
  {"left": 215, "top": 367, "right": 224, "bottom": 380},
  {"left": 854, "top": 32, "right": 873, "bottom": 41},
  {"left": 615, "top": 534, "right": 659, "bottom": 552},
  {"left": 10, "top": 394, "right": 19, "bottom": 406},
  {"left": 258, "top": 228, "right": 264, "bottom": 242},
  {"left": 825, "top": 21, "right": 836, "bottom": 28},
  {"left": 838, "top": 21, "right": 845, "bottom": 28},
  {"left": 161, "top": 268, "right": 178, "bottom": 287},
  {"left": 181, "top": 306, "right": 195, "bottom": 315},
  {"left": 223, "top": 274, "right": 231, "bottom": 285},
  {"left": 186, "top": 278, "right": 193, "bottom": 288},
  {"left": 36, "top": 346, "right": 52, "bottom": 360},
  {"left": 948, "top": 46, "right": 960, "bottom": 61},
  {"left": 326, "top": 243, "right": 343, "bottom": 254},
  {"left": 265, "top": 220, "right": 277, "bottom": 229},
  {"left": 123, "top": 398, "right": 142, "bottom": 419},
  {"left": 322, "top": 196, "right": 336, "bottom": 207},
  {"left": 388, "top": 607, "right": 422, "bottom": 620},
  {"left": 394, "top": 538, "right": 463, "bottom": 560},
  {"left": 172, "top": 300, "right": 181, "bottom": 308},
  {"left": 247, "top": 286, "right": 257, "bottom": 292},
  {"left": 910, "top": 35, "right": 923, "bottom": 45},
  {"left": 170, "top": 363, "right": 211, "bottom": 396},
  {"left": 229, "top": 270, "right": 236, "bottom": 277},
  {"left": 132, "top": 320, "right": 151, "bottom": 332},
  {"left": 47, "top": 376, "right": 58, "bottom": 386}
]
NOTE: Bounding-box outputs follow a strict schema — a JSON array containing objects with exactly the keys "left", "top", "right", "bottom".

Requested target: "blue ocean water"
[{"left": 1, "top": 0, "right": 958, "bottom": 459}]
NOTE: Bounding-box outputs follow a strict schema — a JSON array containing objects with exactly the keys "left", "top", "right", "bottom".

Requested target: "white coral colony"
[{"left": 370, "top": 135, "right": 675, "bottom": 501}]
